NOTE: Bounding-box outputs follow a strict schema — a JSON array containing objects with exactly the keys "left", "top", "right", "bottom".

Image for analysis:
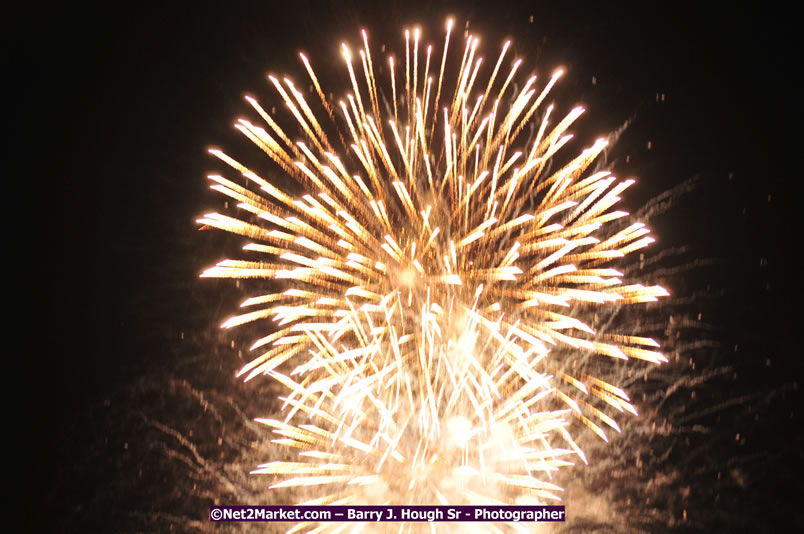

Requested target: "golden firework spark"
[{"left": 200, "top": 17, "right": 668, "bottom": 525}]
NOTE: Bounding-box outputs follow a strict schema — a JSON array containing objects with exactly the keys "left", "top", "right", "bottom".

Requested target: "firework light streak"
[{"left": 199, "top": 18, "right": 669, "bottom": 529}]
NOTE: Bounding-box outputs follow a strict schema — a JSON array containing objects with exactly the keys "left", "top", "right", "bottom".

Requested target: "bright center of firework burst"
[{"left": 199, "top": 16, "right": 669, "bottom": 523}]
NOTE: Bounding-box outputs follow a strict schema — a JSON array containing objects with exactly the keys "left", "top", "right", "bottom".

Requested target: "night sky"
[{"left": 21, "top": 2, "right": 801, "bottom": 532}]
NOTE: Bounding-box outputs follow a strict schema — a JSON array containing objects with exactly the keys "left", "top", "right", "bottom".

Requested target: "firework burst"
[{"left": 199, "top": 18, "right": 668, "bottom": 526}]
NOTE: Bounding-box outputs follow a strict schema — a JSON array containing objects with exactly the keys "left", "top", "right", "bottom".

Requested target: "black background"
[{"left": 18, "top": 1, "right": 801, "bottom": 532}]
